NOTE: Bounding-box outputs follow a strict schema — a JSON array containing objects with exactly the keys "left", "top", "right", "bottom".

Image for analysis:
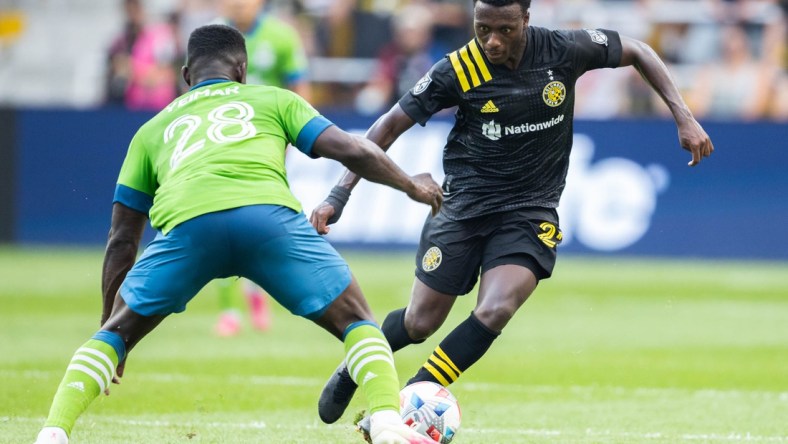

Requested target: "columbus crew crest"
[
  {"left": 542, "top": 81, "right": 566, "bottom": 107},
  {"left": 421, "top": 246, "right": 442, "bottom": 272},
  {"left": 583, "top": 29, "right": 608, "bottom": 46},
  {"left": 412, "top": 73, "right": 432, "bottom": 95}
]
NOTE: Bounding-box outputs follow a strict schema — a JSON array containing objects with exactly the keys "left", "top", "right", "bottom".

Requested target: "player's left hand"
[
  {"left": 105, "top": 358, "right": 126, "bottom": 396},
  {"left": 678, "top": 118, "right": 714, "bottom": 166}
]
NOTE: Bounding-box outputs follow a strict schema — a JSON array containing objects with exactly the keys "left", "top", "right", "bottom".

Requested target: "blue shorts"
[{"left": 120, "top": 205, "right": 351, "bottom": 319}]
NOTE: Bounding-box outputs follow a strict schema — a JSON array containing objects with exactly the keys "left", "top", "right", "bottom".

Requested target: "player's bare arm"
[
  {"left": 99, "top": 202, "right": 147, "bottom": 391},
  {"left": 101, "top": 203, "right": 147, "bottom": 326},
  {"left": 619, "top": 35, "right": 715, "bottom": 166},
  {"left": 310, "top": 124, "right": 440, "bottom": 234},
  {"left": 309, "top": 105, "right": 417, "bottom": 233}
]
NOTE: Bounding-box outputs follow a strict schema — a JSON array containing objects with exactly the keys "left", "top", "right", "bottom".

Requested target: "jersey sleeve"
[
  {"left": 114, "top": 131, "right": 155, "bottom": 215},
  {"left": 398, "top": 58, "right": 461, "bottom": 126},
  {"left": 278, "top": 89, "right": 333, "bottom": 158},
  {"left": 571, "top": 28, "right": 622, "bottom": 73}
]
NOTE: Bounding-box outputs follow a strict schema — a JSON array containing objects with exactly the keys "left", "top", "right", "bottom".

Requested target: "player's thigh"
[
  {"left": 120, "top": 216, "right": 230, "bottom": 316},
  {"left": 481, "top": 207, "right": 563, "bottom": 281},
  {"left": 414, "top": 211, "right": 489, "bottom": 296},
  {"left": 235, "top": 205, "right": 352, "bottom": 319}
]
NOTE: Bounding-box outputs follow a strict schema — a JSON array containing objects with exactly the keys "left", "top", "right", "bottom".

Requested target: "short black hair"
[
  {"left": 474, "top": 0, "right": 531, "bottom": 12},
  {"left": 186, "top": 24, "right": 247, "bottom": 68}
]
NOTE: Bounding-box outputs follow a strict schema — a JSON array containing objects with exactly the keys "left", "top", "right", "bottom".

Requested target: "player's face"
[{"left": 473, "top": 2, "right": 529, "bottom": 66}]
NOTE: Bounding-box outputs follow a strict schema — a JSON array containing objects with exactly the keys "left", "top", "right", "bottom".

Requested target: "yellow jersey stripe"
[
  {"left": 434, "top": 347, "right": 462, "bottom": 375},
  {"left": 424, "top": 363, "right": 451, "bottom": 386},
  {"left": 449, "top": 51, "right": 471, "bottom": 92},
  {"left": 469, "top": 40, "right": 492, "bottom": 82},
  {"left": 458, "top": 46, "right": 481, "bottom": 87}
]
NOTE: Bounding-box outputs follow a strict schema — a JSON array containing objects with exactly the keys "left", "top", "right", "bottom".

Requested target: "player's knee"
[
  {"left": 474, "top": 301, "right": 518, "bottom": 331},
  {"left": 403, "top": 313, "right": 441, "bottom": 341}
]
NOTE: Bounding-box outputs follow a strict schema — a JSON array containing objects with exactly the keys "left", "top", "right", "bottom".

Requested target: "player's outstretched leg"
[
  {"left": 407, "top": 312, "right": 499, "bottom": 386},
  {"left": 318, "top": 308, "right": 422, "bottom": 423},
  {"left": 339, "top": 321, "right": 433, "bottom": 444},
  {"left": 33, "top": 331, "right": 126, "bottom": 444}
]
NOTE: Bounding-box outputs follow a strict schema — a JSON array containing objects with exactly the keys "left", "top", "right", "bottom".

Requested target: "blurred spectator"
[
  {"left": 220, "top": 0, "right": 311, "bottom": 100},
  {"left": 106, "top": 0, "right": 179, "bottom": 111},
  {"left": 355, "top": 3, "right": 439, "bottom": 115},
  {"left": 424, "top": 0, "right": 473, "bottom": 53},
  {"left": 688, "top": 23, "right": 778, "bottom": 120},
  {"left": 770, "top": 72, "right": 788, "bottom": 120},
  {"left": 321, "top": 0, "right": 407, "bottom": 58}
]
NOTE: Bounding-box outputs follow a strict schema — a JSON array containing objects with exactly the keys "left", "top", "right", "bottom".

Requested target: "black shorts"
[{"left": 415, "top": 207, "right": 562, "bottom": 295}]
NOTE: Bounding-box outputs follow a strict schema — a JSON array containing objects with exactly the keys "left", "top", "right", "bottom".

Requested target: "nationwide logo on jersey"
[
  {"left": 449, "top": 39, "right": 493, "bottom": 92},
  {"left": 480, "top": 100, "right": 499, "bottom": 113},
  {"left": 584, "top": 29, "right": 608, "bottom": 46},
  {"left": 422, "top": 246, "right": 442, "bottom": 272},
  {"left": 481, "top": 120, "right": 501, "bottom": 140},
  {"left": 412, "top": 73, "right": 432, "bottom": 95},
  {"left": 542, "top": 81, "right": 566, "bottom": 107}
]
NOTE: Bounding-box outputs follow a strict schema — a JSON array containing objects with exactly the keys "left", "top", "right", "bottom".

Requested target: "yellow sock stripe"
[
  {"left": 67, "top": 364, "right": 106, "bottom": 393},
  {"left": 458, "top": 46, "right": 481, "bottom": 88},
  {"left": 428, "top": 355, "right": 459, "bottom": 383},
  {"left": 449, "top": 51, "right": 471, "bottom": 92},
  {"left": 468, "top": 40, "right": 492, "bottom": 82},
  {"left": 423, "top": 362, "right": 451, "bottom": 386},
  {"left": 72, "top": 355, "right": 112, "bottom": 389},
  {"left": 434, "top": 346, "right": 462, "bottom": 376}
]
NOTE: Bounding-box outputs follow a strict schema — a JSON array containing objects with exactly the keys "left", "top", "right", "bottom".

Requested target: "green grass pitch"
[{"left": 1, "top": 246, "right": 786, "bottom": 443}]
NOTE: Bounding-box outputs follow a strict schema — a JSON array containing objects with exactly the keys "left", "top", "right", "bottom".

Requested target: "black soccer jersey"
[{"left": 399, "top": 26, "right": 622, "bottom": 220}]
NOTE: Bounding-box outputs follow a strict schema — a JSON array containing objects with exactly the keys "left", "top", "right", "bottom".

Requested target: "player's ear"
[
  {"left": 237, "top": 61, "right": 247, "bottom": 84},
  {"left": 523, "top": 10, "right": 530, "bottom": 27},
  {"left": 182, "top": 65, "right": 191, "bottom": 86}
]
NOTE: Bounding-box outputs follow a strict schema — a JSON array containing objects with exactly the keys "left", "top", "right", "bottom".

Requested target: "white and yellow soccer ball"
[{"left": 399, "top": 381, "right": 461, "bottom": 443}]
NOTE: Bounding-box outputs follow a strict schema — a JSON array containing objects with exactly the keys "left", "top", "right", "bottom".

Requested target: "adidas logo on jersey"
[
  {"left": 480, "top": 100, "right": 499, "bottom": 113},
  {"left": 67, "top": 381, "right": 85, "bottom": 392}
]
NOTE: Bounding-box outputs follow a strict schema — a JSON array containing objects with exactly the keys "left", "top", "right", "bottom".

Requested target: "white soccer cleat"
[
  {"left": 34, "top": 427, "right": 68, "bottom": 444},
  {"left": 368, "top": 411, "right": 434, "bottom": 444}
]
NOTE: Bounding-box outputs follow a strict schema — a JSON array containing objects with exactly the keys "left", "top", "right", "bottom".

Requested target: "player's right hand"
[
  {"left": 678, "top": 118, "right": 714, "bottom": 166},
  {"left": 407, "top": 173, "right": 443, "bottom": 216},
  {"left": 310, "top": 201, "right": 336, "bottom": 235}
]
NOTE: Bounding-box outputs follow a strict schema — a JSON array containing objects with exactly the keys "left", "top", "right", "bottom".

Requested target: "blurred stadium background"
[{"left": 0, "top": 0, "right": 786, "bottom": 443}]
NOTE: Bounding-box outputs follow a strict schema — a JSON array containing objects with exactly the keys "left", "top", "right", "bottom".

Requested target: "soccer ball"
[{"left": 399, "top": 381, "right": 461, "bottom": 443}]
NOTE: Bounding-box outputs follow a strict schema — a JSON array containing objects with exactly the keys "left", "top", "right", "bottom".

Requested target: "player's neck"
[{"left": 503, "top": 35, "right": 527, "bottom": 70}]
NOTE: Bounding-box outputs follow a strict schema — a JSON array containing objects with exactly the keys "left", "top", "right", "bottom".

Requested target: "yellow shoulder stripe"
[
  {"left": 468, "top": 39, "right": 492, "bottom": 82},
  {"left": 459, "top": 46, "right": 480, "bottom": 87},
  {"left": 449, "top": 40, "right": 493, "bottom": 92},
  {"left": 449, "top": 51, "right": 471, "bottom": 92}
]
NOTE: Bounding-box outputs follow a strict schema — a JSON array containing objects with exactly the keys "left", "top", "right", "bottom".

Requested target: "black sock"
[
  {"left": 408, "top": 312, "right": 499, "bottom": 386},
  {"left": 381, "top": 308, "right": 424, "bottom": 352}
]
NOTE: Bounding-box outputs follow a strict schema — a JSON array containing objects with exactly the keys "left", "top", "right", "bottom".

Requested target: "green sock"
[
  {"left": 44, "top": 338, "right": 120, "bottom": 435},
  {"left": 343, "top": 321, "right": 400, "bottom": 415},
  {"left": 217, "top": 278, "right": 241, "bottom": 312}
]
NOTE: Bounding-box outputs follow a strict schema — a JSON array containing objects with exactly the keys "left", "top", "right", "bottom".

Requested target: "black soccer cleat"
[{"left": 318, "top": 363, "right": 358, "bottom": 424}]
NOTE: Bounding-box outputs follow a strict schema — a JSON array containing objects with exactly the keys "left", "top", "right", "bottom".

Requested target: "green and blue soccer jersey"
[
  {"left": 238, "top": 14, "right": 308, "bottom": 87},
  {"left": 114, "top": 79, "right": 332, "bottom": 233}
]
